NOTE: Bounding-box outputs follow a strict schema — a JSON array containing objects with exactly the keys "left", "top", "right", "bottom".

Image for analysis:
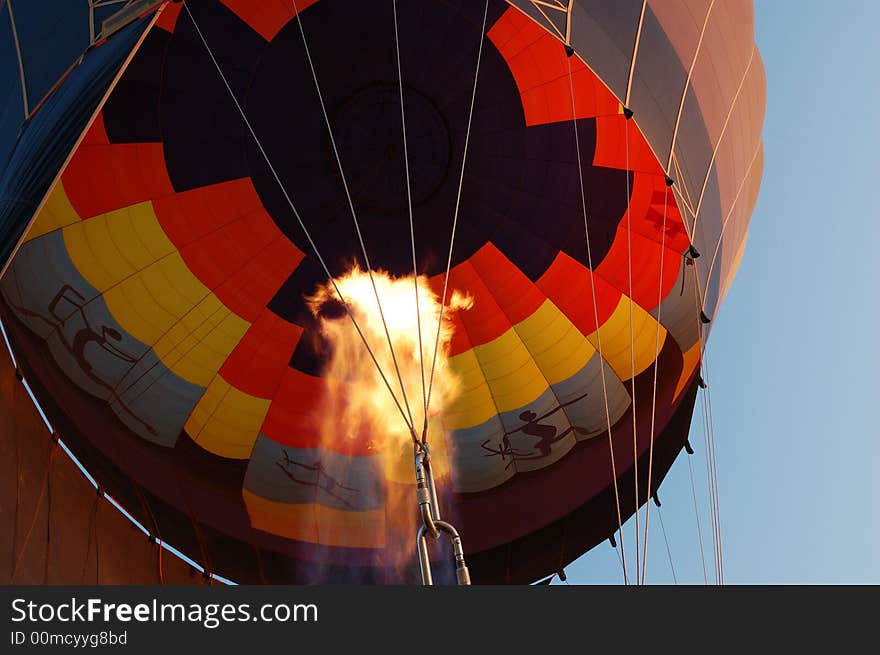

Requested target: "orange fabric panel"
[
  {"left": 153, "top": 178, "right": 264, "bottom": 246},
  {"left": 261, "top": 364, "right": 406, "bottom": 456},
  {"left": 80, "top": 114, "right": 110, "bottom": 147},
  {"left": 488, "top": 7, "right": 620, "bottom": 126},
  {"left": 594, "top": 115, "right": 664, "bottom": 175},
  {"left": 614, "top": 172, "right": 690, "bottom": 251},
  {"left": 153, "top": 179, "right": 304, "bottom": 321},
  {"left": 211, "top": 237, "right": 303, "bottom": 320},
  {"left": 61, "top": 142, "right": 174, "bottom": 219},
  {"left": 590, "top": 173, "right": 685, "bottom": 309},
  {"left": 468, "top": 243, "right": 545, "bottom": 324},
  {"left": 220, "top": 0, "right": 318, "bottom": 41},
  {"left": 155, "top": 2, "right": 183, "bottom": 33},
  {"left": 260, "top": 368, "right": 324, "bottom": 449},
  {"left": 595, "top": 226, "right": 681, "bottom": 312},
  {"left": 537, "top": 252, "right": 620, "bottom": 335},
  {"left": 220, "top": 309, "right": 302, "bottom": 399},
  {"left": 642, "top": 180, "right": 690, "bottom": 252},
  {"left": 429, "top": 260, "right": 512, "bottom": 353},
  {"left": 444, "top": 309, "right": 473, "bottom": 359}
]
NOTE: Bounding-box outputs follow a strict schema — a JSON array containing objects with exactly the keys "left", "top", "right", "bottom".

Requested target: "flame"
[{"left": 306, "top": 264, "right": 471, "bottom": 495}]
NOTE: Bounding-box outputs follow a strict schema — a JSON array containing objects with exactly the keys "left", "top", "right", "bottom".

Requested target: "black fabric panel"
[
  {"left": 102, "top": 28, "right": 172, "bottom": 144},
  {"left": 160, "top": 1, "right": 268, "bottom": 191}
]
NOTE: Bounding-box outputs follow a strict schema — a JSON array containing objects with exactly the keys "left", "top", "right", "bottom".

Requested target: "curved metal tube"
[
  {"left": 414, "top": 443, "right": 470, "bottom": 585},
  {"left": 416, "top": 520, "right": 471, "bottom": 586},
  {"left": 415, "top": 448, "right": 439, "bottom": 539}
]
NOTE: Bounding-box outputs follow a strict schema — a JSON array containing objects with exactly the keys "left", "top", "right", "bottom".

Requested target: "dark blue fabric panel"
[
  {"left": 0, "top": 5, "right": 25, "bottom": 176},
  {"left": 11, "top": 0, "right": 92, "bottom": 110},
  {"left": 0, "top": 15, "right": 151, "bottom": 269}
]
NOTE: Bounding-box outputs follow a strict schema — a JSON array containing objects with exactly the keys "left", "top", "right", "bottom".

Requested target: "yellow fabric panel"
[
  {"left": 514, "top": 299, "right": 596, "bottom": 385},
  {"left": 63, "top": 201, "right": 250, "bottom": 386},
  {"left": 586, "top": 295, "right": 668, "bottom": 380},
  {"left": 25, "top": 180, "right": 81, "bottom": 242},
  {"left": 445, "top": 349, "right": 497, "bottom": 430},
  {"left": 100, "top": 253, "right": 212, "bottom": 349},
  {"left": 242, "top": 490, "right": 385, "bottom": 549},
  {"left": 674, "top": 340, "right": 702, "bottom": 401},
  {"left": 62, "top": 201, "right": 177, "bottom": 292},
  {"left": 472, "top": 328, "right": 547, "bottom": 415},
  {"left": 185, "top": 377, "right": 270, "bottom": 459},
  {"left": 150, "top": 294, "right": 249, "bottom": 387}
]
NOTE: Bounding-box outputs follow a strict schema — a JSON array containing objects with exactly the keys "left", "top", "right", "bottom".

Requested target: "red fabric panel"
[
  {"left": 537, "top": 252, "right": 620, "bottom": 335},
  {"left": 62, "top": 141, "right": 174, "bottom": 219},
  {"left": 220, "top": 309, "right": 302, "bottom": 399},
  {"left": 444, "top": 309, "right": 472, "bottom": 359},
  {"left": 262, "top": 366, "right": 409, "bottom": 455},
  {"left": 468, "top": 243, "right": 545, "bottom": 324},
  {"left": 596, "top": 227, "right": 682, "bottom": 310},
  {"left": 155, "top": 2, "right": 183, "bottom": 33},
  {"left": 594, "top": 174, "right": 688, "bottom": 308},
  {"left": 153, "top": 178, "right": 304, "bottom": 321},
  {"left": 260, "top": 368, "right": 323, "bottom": 449},
  {"left": 80, "top": 114, "right": 109, "bottom": 147},
  {"left": 220, "top": 0, "right": 318, "bottom": 41},
  {"left": 488, "top": 7, "right": 620, "bottom": 126},
  {"left": 429, "top": 260, "right": 512, "bottom": 353},
  {"left": 593, "top": 115, "right": 663, "bottom": 174}
]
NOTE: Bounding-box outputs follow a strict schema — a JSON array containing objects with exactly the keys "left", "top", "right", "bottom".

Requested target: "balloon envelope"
[{"left": 0, "top": 0, "right": 765, "bottom": 583}]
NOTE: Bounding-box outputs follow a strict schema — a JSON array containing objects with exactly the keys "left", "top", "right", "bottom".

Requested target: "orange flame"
[{"left": 306, "top": 266, "right": 471, "bottom": 562}]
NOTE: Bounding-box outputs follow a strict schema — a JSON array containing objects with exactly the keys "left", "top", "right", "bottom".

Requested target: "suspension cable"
[
  {"left": 10, "top": 441, "right": 57, "bottom": 583},
  {"left": 688, "top": 256, "right": 724, "bottom": 584},
  {"left": 640, "top": 181, "right": 669, "bottom": 584},
  {"left": 391, "top": 0, "right": 428, "bottom": 435},
  {"left": 425, "top": 0, "right": 490, "bottom": 426},
  {"left": 687, "top": 448, "right": 709, "bottom": 584},
  {"left": 624, "top": 111, "right": 641, "bottom": 582},
  {"left": 703, "top": 368, "right": 724, "bottom": 584},
  {"left": 699, "top": 388, "right": 720, "bottom": 583},
  {"left": 656, "top": 505, "right": 677, "bottom": 584},
  {"left": 184, "top": 4, "right": 414, "bottom": 434},
  {"left": 566, "top": 52, "right": 628, "bottom": 585},
  {"left": 291, "top": 0, "right": 418, "bottom": 436},
  {"left": 703, "top": 361, "right": 724, "bottom": 584}
]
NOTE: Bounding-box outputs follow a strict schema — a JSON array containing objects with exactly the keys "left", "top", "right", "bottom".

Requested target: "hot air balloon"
[{"left": 0, "top": 0, "right": 765, "bottom": 584}]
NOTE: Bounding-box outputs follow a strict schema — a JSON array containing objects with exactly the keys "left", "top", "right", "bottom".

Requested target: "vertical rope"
[
  {"left": 291, "top": 0, "right": 418, "bottom": 433},
  {"left": 44, "top": 442, "right": 54, "bottom": 583},
  {"left": 425, "top": 0, "right": 490, "bottom": 417},
  {"left": 10, "top": 440, "right": 57, "bottom": 582},
  {"left": 183, "top": 3, "right": 415, "bottom": 434},
  {"left": 79, "top": 495, "right": 100, "bottom": 584},
  {"left": 391, "top": 0, "right": 429, "bottom": 436},
  {"left": 134, "top": 483, "right": 164, "bottom": 584},
  {"left": 566, "top": 52, "right": 628, "bottom": 585},
  {"left": 656, "top": 505, "right": 677, "bottom": 584},
  {"left": 687, "top": 447, "right": 709, "bottom": 585},
  {"left": 10, "top": 411, "right": 21, "bottom": 580},
  {"left": 624, "top": 113, "right": 641, "bottom": 582},
  {"left": 640, "top": 182, "right": 669, "bottom": 583}
]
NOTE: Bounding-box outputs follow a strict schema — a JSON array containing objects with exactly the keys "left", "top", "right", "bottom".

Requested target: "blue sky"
[{"left": 565, "top": 1, "right": 880, "bottom": 584}]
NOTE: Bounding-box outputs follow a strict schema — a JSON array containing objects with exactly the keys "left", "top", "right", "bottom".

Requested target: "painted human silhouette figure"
[
  {"left": 7, "top": 284, "right": 156, "bottom": 436},
  {"left": 480, "top": 433, "right": 529, "bottom": 469},
  {"left": 276, "top": 450, "right": 359, "bottom": 508},
  {"left": 482, "top": 399, "right": 593, "bottom": 465}
]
